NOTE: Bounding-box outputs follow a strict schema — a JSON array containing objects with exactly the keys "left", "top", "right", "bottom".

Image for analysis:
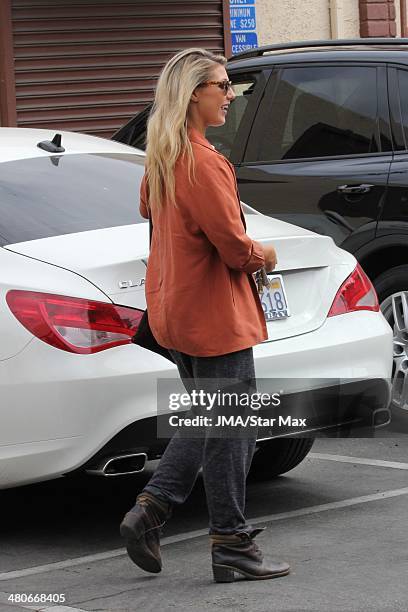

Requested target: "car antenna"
[{"left": 37, "top": 133, "right": 65, "bottom": 153}]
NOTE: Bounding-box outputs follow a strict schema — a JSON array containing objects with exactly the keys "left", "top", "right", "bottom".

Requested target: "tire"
[
  {"left": 374, "top": 264, "right": 408, "bottom": 410},
  {"left": 248, "top": 438, "right": 315, "bottom": 481},
  {"left": 374, "top": 265, "right": 408, "bottom": 307}
]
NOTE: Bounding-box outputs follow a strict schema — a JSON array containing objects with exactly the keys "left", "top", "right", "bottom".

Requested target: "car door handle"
[{"left": 337, "top": 184, "right": 374, "bottom": 195}]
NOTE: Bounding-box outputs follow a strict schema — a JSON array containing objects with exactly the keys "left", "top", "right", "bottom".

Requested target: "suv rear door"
[{"left": 237, "top": 63, "right": 392, "bottom": 249}]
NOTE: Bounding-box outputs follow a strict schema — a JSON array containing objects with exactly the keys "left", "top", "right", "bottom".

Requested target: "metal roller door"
[{"left": 11, "top": 0, "right": 226, "bottom": 137}]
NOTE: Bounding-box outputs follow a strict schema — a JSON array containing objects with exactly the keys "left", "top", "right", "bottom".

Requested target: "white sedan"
[{"left": 0, "top": 128, "right": 393, "bottom": 489}]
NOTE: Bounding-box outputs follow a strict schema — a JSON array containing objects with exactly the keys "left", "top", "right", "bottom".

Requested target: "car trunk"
[{"left": 4, "top": 214, "right": 356, "bottom": 343}]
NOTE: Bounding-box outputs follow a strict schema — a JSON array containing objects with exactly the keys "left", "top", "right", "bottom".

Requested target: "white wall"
[{"left": 255, "top": 0, "right": 361, "bottom": 44}]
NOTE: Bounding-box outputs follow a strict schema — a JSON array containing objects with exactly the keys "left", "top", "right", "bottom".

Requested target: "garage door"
[{"left": 11, "top": 0, "right": 226, "bottom": 137}]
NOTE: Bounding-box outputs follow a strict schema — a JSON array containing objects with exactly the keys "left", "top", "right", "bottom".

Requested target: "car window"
[
  {"left": 112, "top": 106, "right": 151, "bottom": 150},
  {"left": 114, "top": 74, "right": 264, "bottom": 160},
  {"left": 397, "top": 69, "right": 408, "bottom": 149},
  {"left": 206, "top": 76, "right": 259, "bottom": 159},
  {"left": 249, "top": 66, "right": 379, "bottom": 162},
  {"left": 0, "top": 153, "right": 146, "bottom": 246}
]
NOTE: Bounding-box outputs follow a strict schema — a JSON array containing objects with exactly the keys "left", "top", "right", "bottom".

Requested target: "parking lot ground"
[{"left": 0, "top": 438, "right": 407, "bottom": 612}]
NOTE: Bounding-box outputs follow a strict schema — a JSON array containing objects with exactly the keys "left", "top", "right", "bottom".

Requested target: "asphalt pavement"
[{"left": 0, "top": 425, "right": 407, "bottom": 612}]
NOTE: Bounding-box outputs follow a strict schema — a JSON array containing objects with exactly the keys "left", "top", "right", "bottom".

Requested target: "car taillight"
[
  {"left": 6, "top": 290, "right": 143, "bottom": 354},
  {"left": 327, "top": 263, "right": 379, "bottom": 317}
]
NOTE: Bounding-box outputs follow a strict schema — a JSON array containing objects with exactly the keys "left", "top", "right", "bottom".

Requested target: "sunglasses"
[{"left": 199, "top": 79, "right": 234, "bottom": 94}]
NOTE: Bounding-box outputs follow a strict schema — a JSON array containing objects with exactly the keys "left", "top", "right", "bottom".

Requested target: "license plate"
[{"left": 260, "top": 275, "right": 290, "bottom": 321}]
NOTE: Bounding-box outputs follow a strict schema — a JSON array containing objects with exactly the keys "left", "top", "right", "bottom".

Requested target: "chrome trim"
[
  {"left": 86, "top": 452, "right": 147, "bottom": 477},
  {"left": 255, "top": 418, "right": 363, "bottom": 442}
]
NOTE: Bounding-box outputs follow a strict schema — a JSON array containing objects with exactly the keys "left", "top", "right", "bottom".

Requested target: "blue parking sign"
[
  {"left": 230, "top": 5, "right": 256, "bottom": 32},
  {"left": 231, "top": 32, "right": 258, "bottom": 55}
]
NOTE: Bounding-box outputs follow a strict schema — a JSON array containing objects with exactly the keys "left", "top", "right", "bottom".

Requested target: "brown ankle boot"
[
  {"left": 120, "top": 492, "right": 172, "bottom": 573},
  {"left": 210, "top": 527, "right": 290, "bottom": 582}
]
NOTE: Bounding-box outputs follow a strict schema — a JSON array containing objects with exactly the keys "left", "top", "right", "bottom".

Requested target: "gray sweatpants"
[{"left": 142, "top": 347, "right": 258, "bottom": 535}]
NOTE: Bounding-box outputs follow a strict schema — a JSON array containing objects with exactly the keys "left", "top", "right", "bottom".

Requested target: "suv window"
[
  {"left": 112, "top": 72, "right": 267, "bottom": 160},
  {"left": 206, "top": 75, "right": 259, "bottom": 159},
  {"left": 249, "top": 66, "right": 379, "bottom": 161}
]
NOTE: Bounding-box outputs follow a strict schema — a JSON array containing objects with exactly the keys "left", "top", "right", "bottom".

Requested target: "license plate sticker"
[{"left": 260, "top": 275, "right": 290, "bottom": 321}]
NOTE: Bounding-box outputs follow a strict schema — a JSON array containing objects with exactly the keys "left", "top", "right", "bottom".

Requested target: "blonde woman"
[{"left": 120, "top": 48, "right": 289, "bottom": 583}]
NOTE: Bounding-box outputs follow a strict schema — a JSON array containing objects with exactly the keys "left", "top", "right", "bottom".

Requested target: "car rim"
[{"left": 380, "top": 291, "right": 408, "bottom": 411}]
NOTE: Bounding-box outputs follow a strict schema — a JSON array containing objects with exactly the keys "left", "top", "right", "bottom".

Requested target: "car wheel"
[
  {"left": 374, "top": 265, "right": 408, "bottom": 411},
  {"left": 249, "top": 438, "right": 315, "bottom": 481}
]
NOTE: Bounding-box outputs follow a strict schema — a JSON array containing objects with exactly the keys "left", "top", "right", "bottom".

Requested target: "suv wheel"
[
  {"left": 374, "top": 265, "right": 408, "bottom": 411},
  {"left": 249, "top": 438, "right": 314, "bottom": 481}
]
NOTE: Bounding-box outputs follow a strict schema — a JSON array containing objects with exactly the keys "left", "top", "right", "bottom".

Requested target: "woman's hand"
[{"left": 263, "top": 244, "right": 278, "bottom": 272}]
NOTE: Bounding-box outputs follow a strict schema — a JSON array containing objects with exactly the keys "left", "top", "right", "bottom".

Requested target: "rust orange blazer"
[{"left": 139, "top": 127, "right": 267, "bottom": 357}]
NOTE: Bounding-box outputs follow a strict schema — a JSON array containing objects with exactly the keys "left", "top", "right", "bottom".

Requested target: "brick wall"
[{"left": 360, "top": 0, "right": 397, "bottom": 37}]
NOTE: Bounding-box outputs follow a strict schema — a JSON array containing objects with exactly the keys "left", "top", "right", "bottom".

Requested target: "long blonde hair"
[{"left": 145, "top": 48, "right": 227, "bottom": 212}]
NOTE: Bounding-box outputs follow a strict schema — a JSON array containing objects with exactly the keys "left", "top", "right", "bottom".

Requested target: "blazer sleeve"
[
  {"left": 139, "top": 173, "right": 149, "bottom": 219},
  {"left": 188, "top": 153, "right": 265, "bottom": 273}
]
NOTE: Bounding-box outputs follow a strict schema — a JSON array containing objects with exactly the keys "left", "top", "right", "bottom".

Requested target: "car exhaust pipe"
[
  {"left": 371, "top": 408, "right": 391, "bottom": 428},
  {"left": 86, "top": 452, "right": 147, "bottom": 477}
]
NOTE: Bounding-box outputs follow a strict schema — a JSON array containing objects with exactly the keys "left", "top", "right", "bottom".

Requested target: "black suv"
[{"left": 113, "top": 39, "right": 408, "bottom": 408}]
